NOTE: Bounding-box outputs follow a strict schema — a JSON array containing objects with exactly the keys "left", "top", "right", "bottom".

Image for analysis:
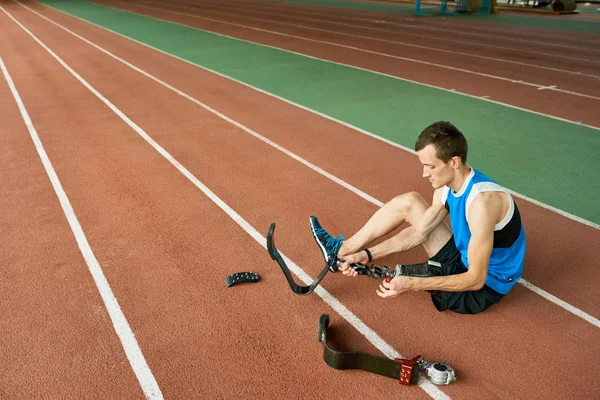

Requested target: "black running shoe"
[{"left": 309, "top": 216, "right": 344, "bottom": 272}]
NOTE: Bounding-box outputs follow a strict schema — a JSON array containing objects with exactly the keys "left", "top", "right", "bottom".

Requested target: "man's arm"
[
  {"left": 383, "top": 192, "right": 501, "bottom": 295},
  {"left": 368, "top": 189, "right": 449, "bottom": 259}
]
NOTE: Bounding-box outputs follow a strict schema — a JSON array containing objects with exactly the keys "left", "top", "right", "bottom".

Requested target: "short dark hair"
[{"left": 415, "top": 121, "right": 468, "bottom": 164}]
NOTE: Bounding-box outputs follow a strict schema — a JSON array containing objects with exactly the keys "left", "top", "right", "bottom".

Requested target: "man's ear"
[{"left": 451, "top": 156, "right": 462, "bottom": 169}]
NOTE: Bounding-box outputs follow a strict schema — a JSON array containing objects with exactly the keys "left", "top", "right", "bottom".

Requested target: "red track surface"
[{"left": 1, "top": 0, "right": 599, "bottom": 398}]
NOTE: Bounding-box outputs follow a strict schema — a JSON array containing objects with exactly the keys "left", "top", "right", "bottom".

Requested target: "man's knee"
[
  {"left": 389, "top": 191, "right": 427, "bottom": 211},
  {"left": 405, "top": 191, "right": 428, "bottom": 206},
  {"left": 387, "top": 192, "right": 429, "bottom": 225}
]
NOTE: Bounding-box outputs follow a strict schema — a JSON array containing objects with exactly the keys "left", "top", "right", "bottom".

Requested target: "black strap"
[
  {"left": 363, "top": 248, "right": 372, "bottom": 263},
  {"left": 317, "top": 314, "right": 422, "bottom": 385}
]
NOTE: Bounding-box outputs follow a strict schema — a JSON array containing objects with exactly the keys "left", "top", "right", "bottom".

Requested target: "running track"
[{"left": 1, "top": 0, "right": 599, "bottom": 398}]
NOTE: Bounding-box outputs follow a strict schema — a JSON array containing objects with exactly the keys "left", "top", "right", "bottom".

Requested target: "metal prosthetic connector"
[
  {"left": 417, "top": 358, "right": 457, "bottom": 385},
  {"left": 334, "top": 259, "right": 443, "bottom": 281},
  {"left": 334, "top": 259, "right": 397, "bottom": 281}
]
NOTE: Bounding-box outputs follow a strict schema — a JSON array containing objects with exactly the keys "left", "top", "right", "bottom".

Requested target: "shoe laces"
[{"left": 314, "top": 227, "right": 344, "bottom": 257}]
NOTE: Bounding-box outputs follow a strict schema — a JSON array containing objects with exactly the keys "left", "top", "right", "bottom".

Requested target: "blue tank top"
[{"left": 441, "top": 169, "right": 526, "bottom": 294}]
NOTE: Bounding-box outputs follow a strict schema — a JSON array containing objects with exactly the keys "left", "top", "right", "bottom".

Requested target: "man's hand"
[
  {"left": 337, "top": 251, "right": 369, "bottom": 277},
  {"left": 376, "top": 276, "right": 414, "bottom": 298}
]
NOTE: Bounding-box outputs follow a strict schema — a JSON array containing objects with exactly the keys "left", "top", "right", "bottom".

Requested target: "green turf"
[
  {"left": 41, "top": 0, "right": 600, "bottom": 224},
  {"left": 577, "top": 5, "right": 600, "bottom": 14}
]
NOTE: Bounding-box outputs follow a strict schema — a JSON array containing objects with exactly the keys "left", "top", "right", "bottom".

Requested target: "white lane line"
[
  {"left": 537, "top": 85, "right": 558, "bottom": 90},
  {"left": 2, "top": 5, "right": 450, "bottom": 399},
  {"left": 29, "top": 0, "right": 600, "bottom": 228},
  {"left": 18, "top": 0, "right": 600, "bottom": 328},
  {"left": 519, "top": 279, "right": 600, "bottom": 328},
  {"left": 135, "top": 0, "right": 600, "bottom": 73},
  {"left": 104, "top": 0, "right": 600, "bottom": 101},
  {"left": 0, "top": 52, "right": 163, "bottom": 400}
]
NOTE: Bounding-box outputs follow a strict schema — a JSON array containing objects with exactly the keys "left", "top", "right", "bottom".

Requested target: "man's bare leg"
[{"left": 339, "top": 192, "right": 452, "bottom": 259}]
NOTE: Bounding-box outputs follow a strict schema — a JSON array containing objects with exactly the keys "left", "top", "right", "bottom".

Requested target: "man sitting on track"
[{"left": 310, "top": 121, "right": 526, "bottom": 314}]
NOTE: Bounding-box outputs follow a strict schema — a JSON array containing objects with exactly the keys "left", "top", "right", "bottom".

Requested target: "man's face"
[{"left": 417, "top": 144, "right": 454, "bottom": 189}]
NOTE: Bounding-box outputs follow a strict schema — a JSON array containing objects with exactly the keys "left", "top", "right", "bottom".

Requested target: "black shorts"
[{"left": 428, "top": 237, "right": 504, "bottom": 315}]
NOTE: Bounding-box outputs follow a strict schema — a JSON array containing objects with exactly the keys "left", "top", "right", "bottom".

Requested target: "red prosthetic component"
[{"left": 396, "top": 355, "right": 422, "bottom": 385}]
